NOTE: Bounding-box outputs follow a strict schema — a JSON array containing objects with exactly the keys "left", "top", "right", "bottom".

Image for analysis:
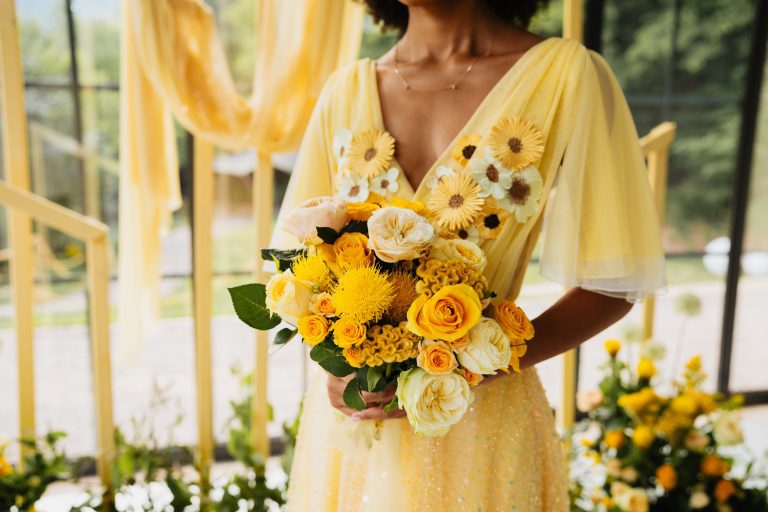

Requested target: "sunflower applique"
[
  {"left": 475, "top": 203, "right": 509, "bottom": 240},
  {"left": 487, "top": 117, "right": 544, "bottom": 170},
  {"left": 452, "top": 134, "right": 482, "bottom": 166},
  {"left": 344, "top": 129, "right": 395, "bottom": 178},
  {"left": 427, "top": 173, "right": 484, "bottom": 231}
]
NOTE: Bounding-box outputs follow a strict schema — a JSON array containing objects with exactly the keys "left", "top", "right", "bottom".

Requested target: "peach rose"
[
  {"left": 367, "top": 207, "right": 434, "bottom": 263},
  {"left": 461, "top": 369, "right": 484, "bottom": 387},
  {"left": 281, "top": 196, "right": 348, "bottom": 245},
  {"left": 396, "top": 368, "right": 472, "bottom": 437},
  {"left": 494, "top": 300, "right": 535, "bottom": 341},
  {"left": 429, "top": 237, "right": 487, "bottom": 272},
  {"left": 456, "top": 318, "right": 512, "bottom": 375},
  {"left": 309, "top": 292, "right": 336, "bottom": 317},
  {"left": 332, "top": 316, "right": 367, "bottom": 348},
  {"left": 416, "top": 339, "right": 458, "bottom": 375},
  {"left": 406, "top": 284, "right": 482, "bottom": 342}
]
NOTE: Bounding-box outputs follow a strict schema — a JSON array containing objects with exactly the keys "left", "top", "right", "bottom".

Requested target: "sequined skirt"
[{"left": 285, "top": 367, "right": 569, "bottom": 512}]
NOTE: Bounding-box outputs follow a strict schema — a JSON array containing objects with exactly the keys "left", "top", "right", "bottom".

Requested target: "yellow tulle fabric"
[
  {"left": 275, "top": 38, "right": 666, "bottom": 511},
  {"left": 118, "top": 0, "right": 363, "bottom": 357}
]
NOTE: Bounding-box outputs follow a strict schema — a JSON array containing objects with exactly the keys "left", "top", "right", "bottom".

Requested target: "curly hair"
[{"left": 360, "top": 0, "right": 548, "bottom": 33}]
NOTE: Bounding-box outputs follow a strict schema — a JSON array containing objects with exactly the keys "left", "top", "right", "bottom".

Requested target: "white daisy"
[
  {"left": 426, "top": 165, "right": 457, "bottom": 189},
  {"left": 332, "top": 128, "right": 353, "bottom": 166},
  {"left": 336, "top": 173, "right": 370, "bottom": 202},
  {"left": 469, "top": 147, "right": 514, "bottom": 199},
  {"left": 370, "top": 167, "right": 400, "bottom": 196},
  {"left": 497, "top": 165, "right": 543, "bottom": 223},
  {"left": 455, "top": 224, "right": 481, "bottom": 244}
]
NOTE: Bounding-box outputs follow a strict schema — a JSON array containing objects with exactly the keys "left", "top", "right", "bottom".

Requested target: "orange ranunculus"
[
  {"left": 714, "top": 479, "right": 737, "bottom": 503},
  {"left": 333, "top": 317, "right": 367, "bottom": 348},
  {"left": 406, "top": 284, "right": 482, "bottom": 342},
  {"left": 297, "top": 315, "right": 331, "bottom": 346},
  {"left": 655, "top": 464, "right": 678, "bottom": 490},
  {"left": 604, "top": 430, "right": 626, "bottom": 449},
  {"left": 701, "top": 454, "right": 729, "bottom": 478},
  {"left": 333, "top": 232, "right": 372, "bottom": 267},
  {"left": 494, "top": 300, "right": 534, "bottom": 341},
  {"left": 416, "top": 340, "right": 458, "bottom": 375}
]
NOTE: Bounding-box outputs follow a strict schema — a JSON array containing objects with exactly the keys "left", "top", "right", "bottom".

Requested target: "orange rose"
[
  {"left": 343, "top": 345, "right": 366, "bottom": 368},
  {"left": 333, "top": 232, "right": 372, "bottom": 267},
  {"left": 309, "top": 292, "right": 336, "bottom": 317},
  {"left": 462, "top": 369, "right": 484, "bottom": 387},
  {"left": 494, "top": 300, "right": 534, "bottom": 341},
  {"left": 714, "top": 479, "right": 737, "bottom": 503},
  {"left": 416, "top": 340, "right": 458, "bottom": 375},
  {"left": 406, "top": 284, "right": 482, "bottom": 342},
  {"left": 655, "top": 464, "right": 677, "bottom": 490},
  {"left": 604, "top": 430, "right": 626, "bottom": 449},
  {"left": 333, "top": 317, "right": 367, "bottom": 348},
  {"left": 297, "top": 315, "right": 331, "bottom": 346},
  {"left": 701, "top": 454, "right": 729, "bottom": 478}
]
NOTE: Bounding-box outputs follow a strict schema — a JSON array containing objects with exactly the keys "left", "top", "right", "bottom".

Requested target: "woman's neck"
[{"left": 399, "top": 1, "right": 501, "bottom": 63}]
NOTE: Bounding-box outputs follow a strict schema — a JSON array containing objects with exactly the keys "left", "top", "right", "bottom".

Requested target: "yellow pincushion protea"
[
  {"left": 487, "top": 117, "right": 544, "bottom": 170},
  {"left": 427, "top": 173, "right": 484, "bottom": 231},
  {"left": 452, "top": 134, "right": 482, "bottom": 166},
  {"left": 345, "top": 129, "right": 395, "bottom": 179},
  {"left": 291, "top": 254, "right": 335, "bottom": 291},
  {"left": 332, "top": 265, "right": 394, "bottom": 324}
]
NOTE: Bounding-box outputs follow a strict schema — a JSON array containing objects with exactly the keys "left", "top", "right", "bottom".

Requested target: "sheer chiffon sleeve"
[{"left": 539, "top": 51, "right": 666, "bottom": 302}]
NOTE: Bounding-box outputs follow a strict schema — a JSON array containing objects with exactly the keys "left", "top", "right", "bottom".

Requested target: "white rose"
[
  {"left": 689, "top": 491, "right": 710, "bottom": 509},
  {"left": 684, "top": 431, "right": 710, "bottom": 453},
  {"left": 713, "top": 412, "right": 744, "bottom": 446},
  {"left": 264, "top": 270, "right": 313, "bottom": 325},
  {"left": 456, "top": 318, "right": 511, "bottom": 375},
  {"left": 576, "top": 389, "right": 604, "bottom": 412},
  {"left": 429, "top": 237, "right": 487, "bottom": 272},
  {"left": 614, "top": 488, "right": 649, "bottom": 512},
  {"left": 396, "top": 368, "right": 472, "bottom": 437},
  {"left": 367, "top": 207, "right": 434, "bottom": 263},
  {"left": 281, "top": 196, "right": 348, "bottom": 245}
]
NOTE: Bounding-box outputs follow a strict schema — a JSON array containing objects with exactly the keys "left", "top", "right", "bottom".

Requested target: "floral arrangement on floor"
[
  {"left": 229, "top": 193, "right": 534, "bottom": 436},
  {"left": 0, "top": 431, "right": 70, "bottom": 511},
  {"left": 567, "top": 340, "right": 768, "bottom": 512}
]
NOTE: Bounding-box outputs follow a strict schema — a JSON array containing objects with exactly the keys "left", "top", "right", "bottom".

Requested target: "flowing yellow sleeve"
[
  {"left": 539, "top": 51, "right": 666, "bottom": 302},
  {"left": 269, "top": 74, "right": 338, "bottom": 249}
]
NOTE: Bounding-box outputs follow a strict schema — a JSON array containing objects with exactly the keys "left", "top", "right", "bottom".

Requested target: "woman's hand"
[{"left": 326, "top": 373, "right": 406, "bottom": 420}]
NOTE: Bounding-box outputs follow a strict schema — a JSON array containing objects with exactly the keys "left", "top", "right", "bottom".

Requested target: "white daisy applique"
[
  {"left": 469, "top": 147, "right": 514, "bottom": 199},
  {"left": 370, "top": 167, "right": 400, "bottom": 196},
  {"left": 333, "top": 128, "right": 353, "bottom": 167},
  {"left": 336, "top": 173, "right": 370, "bottom": 203},
  {"left": 425, "top": 165, "right": 457, "bottom": 190},
  {"left": 498, "top": 165, "right": 543, "bottom": 223}
]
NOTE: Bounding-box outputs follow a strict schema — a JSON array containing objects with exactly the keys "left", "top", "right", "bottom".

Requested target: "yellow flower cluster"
[
  {"left": 414, "top": 257, "right": 487, "bottom": 298},
  {"left": 618, "top": 387, "right": 665, "bottom": 425},
  {"left": 341, "top": 322, "right": 419, "bottom": 368}
]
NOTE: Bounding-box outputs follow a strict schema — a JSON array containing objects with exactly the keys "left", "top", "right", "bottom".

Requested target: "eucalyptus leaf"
[
  {"left": 228, "top": 283, "right": 282, "bottom": 330},
  {"left": 343, "top": 378, "right": 366, "bottom": 411}
]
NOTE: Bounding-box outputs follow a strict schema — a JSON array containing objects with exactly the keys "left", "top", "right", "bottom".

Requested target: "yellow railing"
[{"left": 1, "top": 0, "right": 115, "bottom": 492}]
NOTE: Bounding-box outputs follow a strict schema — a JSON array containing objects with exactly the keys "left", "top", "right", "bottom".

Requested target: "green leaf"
[
  {"left": 261, "top": 248, "right": 306, "bottom": 271},
  {"left": 316, "top": 226, "right": 340, "bottom": 244},
  {"left": 343, "top": 378, "right": 366, "bottom": 411},
  {"left": 228, "top": 283, "right": 282, "bottom": 330},
  {"left": 383, "top": 396, "right": 399, "bottom": 414},
  {"left": 342, "top": 220, "right": 368, "bottom": 235},
  {"left": 310, "top": 341, "right": 355, "bottom": 377},
  {"left": 366, "top": 365, "right": 384, "bottom": 393},
  {"left": 274, "top": 327, "right": 298, "bottom": 346}
]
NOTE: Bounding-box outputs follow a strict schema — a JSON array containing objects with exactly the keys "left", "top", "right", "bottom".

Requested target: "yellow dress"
[{"left": 273, "top": 38, "right": 666, "bottom": 512}]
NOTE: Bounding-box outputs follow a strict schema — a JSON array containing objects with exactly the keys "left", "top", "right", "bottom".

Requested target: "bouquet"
[
  {"left": 568, "top": 340, "right": 768, "bottom": 512},
  {"left": 229, "top": 193, "right": 533, "bottom": 437}
]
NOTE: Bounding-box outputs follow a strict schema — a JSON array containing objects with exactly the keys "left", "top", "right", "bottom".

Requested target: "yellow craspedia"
[
  {"left": 604, "top": 430, "right": 626, "bottom": 449},
  {"left": 632, "top": 425, "right": 654, "bottom": 449},
  {"left": 297, "top": 315, "right": 331, "bottom": 346},
  {"left": 637, "top": 358, "right": 657, "bottom": 379},
  {"left": 332, "top": 265, "right": 394, "bottom": 324},
  {"left": 604, "top": 339, "right": 621, "bottom": 357},
  {"left": 292, "top": 253, "right": 334, "bottom": 291}
]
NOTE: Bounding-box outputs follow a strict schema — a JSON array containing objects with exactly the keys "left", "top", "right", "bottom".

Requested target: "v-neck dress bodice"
[{"left": 273, "top": 37, "right": 665, "bottom": 512}]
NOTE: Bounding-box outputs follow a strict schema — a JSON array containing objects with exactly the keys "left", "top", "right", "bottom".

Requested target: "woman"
[{"left": 273, "top": 0, "right": 666, "bottom": 510}]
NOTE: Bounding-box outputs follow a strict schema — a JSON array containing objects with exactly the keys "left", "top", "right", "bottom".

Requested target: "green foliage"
[
  {"left": 309, "top": 339, "right": 355, "bottom": 377},
  {"left": 228, "top": 283, "right": 282, "bottom": 330}
]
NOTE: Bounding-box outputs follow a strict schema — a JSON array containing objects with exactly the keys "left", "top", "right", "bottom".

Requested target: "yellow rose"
[
  {"left": 456, "top": 318, "right": 511, "bottom": 375},
  {"left": 637, "top": 358, "right": 656, "bottom": 379},
  {"left": 0, "top": 456, "right": 11, "bottom": 477},
  {"left": 429, "top": 237, "right": 487, "bottom": 272},
  {"left": 333, "top": 317, "right": 367, "bottom": 348},
  {"left": 396, "top": 368, "right": 472, "bottom": 436},
  {"left": 342, "top": 345, "right": 366, "bottom": 368},
  {"left": 494, "top": 300, "right": 534, "bottom": 341},
  {"left": 655, "top": 464, "right": 678, "bottom": 490},
  {"left": 367, "top": 207, "right": 435, "bottom": 263},
  {"left": 701, "top": 454, "right": 729, "bottom": 478},
  {"left": 416, "top": 339, "right": 458, "bottom": 375},
  {"left": 604, "top": 430, "right": 626, "bottom": 449},
  {"left": 265, "top": 270, "right": 313, "bottom": 325},
  {"left": 388, "top": 196, "right": 428, "bottom": 216},
  {"left": 309, "top": 292, "right": 336, "bottom": 317},
  {"left": 334, "top": 232, "right": 373, "bottom": 267},
  {"left": 281, "top": 196, "right": 348, "bottom": 245},
  {"left": 604, "top": 339, "right": 622, "bottom": 357},
  {"left": 347, "top": 201, "right": 380, "bottom": 221},
  {"left": 714, "top": 479, "right": 737, "bottom": 503},
  {"left": 462, "top": 369, "right": 484, "bottom": 387},
  {"left": 632, "top": 425, "right": 654, "bottom": 449},
  {"left": 297, "top": 315, "right": 331, "bottom": 346},
  {"left": 406, "top": 284, "right": 482, "bottom": 342}
]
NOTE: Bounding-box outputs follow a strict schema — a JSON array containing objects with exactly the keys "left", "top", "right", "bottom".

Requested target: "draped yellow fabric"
[
  {"left": 276, "top": 38, "right": 665, "bottom": 511},
  {"left": 118, "top": 0, "right": 364, "bottom": 356}
]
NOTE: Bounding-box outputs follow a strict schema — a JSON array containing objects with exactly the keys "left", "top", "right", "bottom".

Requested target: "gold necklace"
[{"left": 393, "top": 32, "right": 496, "bottom": 92}]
